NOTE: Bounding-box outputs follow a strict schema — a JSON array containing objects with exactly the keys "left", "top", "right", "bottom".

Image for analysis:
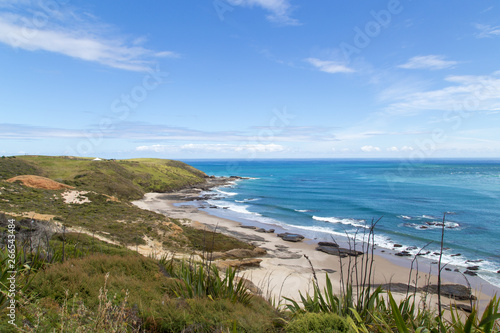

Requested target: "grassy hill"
[{"left": 0, "top": 155, "right": 207, "bottom": 200}]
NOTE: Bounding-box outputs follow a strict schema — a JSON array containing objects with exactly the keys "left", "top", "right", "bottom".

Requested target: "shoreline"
[{"left": 132, "top": 182, "right": 500, "bottom": 313}]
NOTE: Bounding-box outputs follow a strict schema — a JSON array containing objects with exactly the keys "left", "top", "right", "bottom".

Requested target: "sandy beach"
[{"left": 132, "top": 187, "right": 500, "bottom": 314}]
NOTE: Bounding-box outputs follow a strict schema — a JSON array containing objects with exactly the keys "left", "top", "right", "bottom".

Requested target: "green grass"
[
  {"left": 0, "top": 155, "right": 207, "bottom": 200},
  {"left": 180, "top": 224, "right": 255, "bottom": 253},
  {"left": 0, "top": 180, "right": 181, "bottom": 246},
  {"left": 0, "top": 156, "right": 42, "bottom": 180},
  {"left": 1, "top": 233, "right": 284, "bottom": 332}
]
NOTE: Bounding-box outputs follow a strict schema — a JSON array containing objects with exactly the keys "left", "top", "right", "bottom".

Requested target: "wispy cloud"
[
  {"left": 0, "top": 122, "right": 338, "bottom": 143},
  {"left": 0, "top": 6, "right": 177, "bottom": 71},
  {"left": 136, "top": 143, "right": 285, "bottom": 153},
  {"left": 227, "top": 0, "right": 300, "bottom": 25},
  {"left": 227, "top": 0, "right": 299, "bottom": 25},
  {"left": 386, "top": 71, "right": 500, "bottom": 114},
  {"left": 474, "top": 23, "right": 500, "bottom": 38},
  {"left": 0, "top": 124, "right": 85, "bottom": 140},
  {"left": 398, "top": 55, "right": 458, "bottom": 70},
  {"left": 305, "top": 58, "right": 354, "bottom": 74}
]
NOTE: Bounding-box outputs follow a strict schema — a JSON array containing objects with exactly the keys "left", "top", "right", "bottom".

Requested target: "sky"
[{"left": 1, "top": 0, "right": 500, "bottom": 160}]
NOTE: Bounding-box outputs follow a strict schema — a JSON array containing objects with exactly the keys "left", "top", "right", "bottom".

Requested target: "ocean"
[{"left": 182, "top": 159, "right": 500, "bottom": 288}]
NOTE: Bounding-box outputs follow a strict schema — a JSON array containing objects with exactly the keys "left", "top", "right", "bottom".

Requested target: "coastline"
[{"left": 132, "top": 180, "right": 500, "bottom": 313}]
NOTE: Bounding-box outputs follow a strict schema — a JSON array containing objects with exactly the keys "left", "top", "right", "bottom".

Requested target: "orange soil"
[{"left": 6, "top": 175, "right": 75, "bottom": 190}]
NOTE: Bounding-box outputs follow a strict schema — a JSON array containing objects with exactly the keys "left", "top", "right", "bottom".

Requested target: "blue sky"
[{"left": 1, "top": 0, "right": 500, "bottom": 159}]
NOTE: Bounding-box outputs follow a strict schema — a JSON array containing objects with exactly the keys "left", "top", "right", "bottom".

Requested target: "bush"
[{"left": 286, "top": 312, "right": 354, "bottom": 333}]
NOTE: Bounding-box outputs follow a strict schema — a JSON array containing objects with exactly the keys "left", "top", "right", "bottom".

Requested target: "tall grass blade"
[{"left": 388, "top": 292, "right": 409, "bottom": 333}]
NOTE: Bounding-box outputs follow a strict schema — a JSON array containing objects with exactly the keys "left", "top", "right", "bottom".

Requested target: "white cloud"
[
  {"left": 0, "top": 10, "right": 177, "bottom": 71},
  {"left": 386, "top": 146, "right": 414, "bottom": 152},
  {"left": 474, "top": 23, "right": 500, "bottom": 38},
  {"left": 360, "top": 145, "right": 380, "bottom": 152},
  {"left": 386, "top": 71, "right": 500, "bottom": 114},
  {"left": 306, "top": 58, "right": 354, "bottom": 74},
  {"left": 227, "top": 0, "right": 299, "bottom": 25},
  {"left": 398, "top": 55, "right": 458, "bottom": 70},
  {"left": 136, "top": 143, "right": 285, "bottom": 153}
]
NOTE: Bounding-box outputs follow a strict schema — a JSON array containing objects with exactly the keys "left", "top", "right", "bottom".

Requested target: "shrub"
[{"left": 286, "top": 312, "right": 354, "bottom": 333}]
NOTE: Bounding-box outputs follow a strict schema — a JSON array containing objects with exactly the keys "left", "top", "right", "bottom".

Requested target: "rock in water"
[
  {"left": 464, "top": 270, "right": 478, "bottom": 276},
  {"left": 466, "top": 266, "right": 480, "bottom": 271},
  {"left": 395, "top": 251, "right": 412, "bottom": 257}
]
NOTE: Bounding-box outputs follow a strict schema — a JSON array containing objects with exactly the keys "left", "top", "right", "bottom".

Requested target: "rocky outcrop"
[
  {"left": 235, "top": 277, "right": 262, "bottom": 295},
  {"left": 215, "top": 258, "right": 262, "bottom": 270},
  {"left": 207, "top": 247, "right": 267, "bottom": 260},
  {"left": 422, "top": 284, "right": 476, "bottom": 301},
  {"left": 317, "top": 241, "right": 339, "bottom": 247},
  {"left": 277, "top": 232, "right": 305, "bottom": 242},
  {"left": 378, "top": 283, "right": 476, "bottom": 301},
  {"left": 316, "top": 245, "right": 363, "bottom": 257}
]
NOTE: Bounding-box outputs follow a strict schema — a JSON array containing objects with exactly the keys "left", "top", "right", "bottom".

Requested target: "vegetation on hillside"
[
  {"left": 1, "top": 156, "right": 499, "bottom": 332},
  {"left": 0, "top": 155, "right": 207, "bottom": 200}
]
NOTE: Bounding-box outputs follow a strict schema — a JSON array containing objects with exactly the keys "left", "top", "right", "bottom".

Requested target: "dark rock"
[
  {"left": 255, "top": 228, "right": 266, "bottom": 233},
  {"left": 497, "top": 270, "right": 500, "bottom": 274},
  {"left": 316, "top": 246, "right": 363, "bottom": 257},
  {"left": 454, "top": 269, "right": 460, "bottom": 272},
  {"left": 235, "top": 277, "right": 262, "bottom": 295},
  {"left": 393, "top": 244, "right": 403, "bottom": 248},
  {"left": 432, "top": 261, "right": 438, "bottom": 264},
  {"left": 426, "top": 222, "right": 436, "bottom": 225},
  {"left": 453, "top": 304, "right": 472, "bottom": 313},
  {"left": 406, "top": 246, "right": 418, "bottom": 250},
  {"left": 466, "top": 266, "right": 480, "bottom": 271},
  {"left": 466, "top": 259, "right": 483, "bottom": 263},
  {"left": 381, "top": 250, "right": 385, "bottom": 252},
  {"left": 318, "top": 241, "right": 339, "bottom": 248},
  {"left": 464, "top": 270, "right": 478, "bottom": 276},
  {"left": 277, "top": 233, "right": 305, "bottom": 242},
  {"left": 445, "top": 268, "right": 452, "bottom": 271},
  {"left": 282, "top": 235, "right": 304, "bottom": 242},
  {"left": 450, "top": 253, "right": 461, "bottom": 257},
  {"left": 423, "top": 284, "right": 476, "bottom": 301},
  {"left": 266, "top": 229, "right": 275, "bottom": 233},
  {"left": 240, "top": 225, "right": 257, "bottom": 229},
  {"left": 419, "top": 226, "right": 428, "bottom": 229},
  {"left": 377, "top": 283, "right": 413, "bottom": 294},
  {"left": 433, "top": 252, "right": 441, "bottom": 255},
  {"left": 395, "top": 251, "right": 412, "bottom": 257}
]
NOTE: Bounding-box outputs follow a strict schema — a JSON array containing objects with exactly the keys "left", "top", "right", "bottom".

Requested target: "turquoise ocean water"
[{"left": 182, "top": 159, "right": 500, "bottom": 287}]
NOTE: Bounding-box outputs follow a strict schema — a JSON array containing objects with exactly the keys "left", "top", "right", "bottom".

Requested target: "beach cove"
[{"left": 132, "top": 180, "right": 500, "bottom": 315}]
